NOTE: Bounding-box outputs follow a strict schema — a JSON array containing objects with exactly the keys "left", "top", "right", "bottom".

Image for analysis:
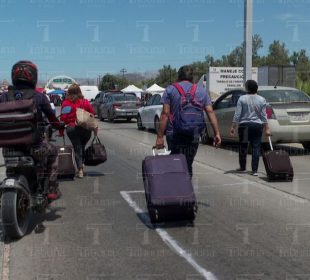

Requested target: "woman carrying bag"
[{"left": 60, "top": 83, "right": 97, "bottom": 178}]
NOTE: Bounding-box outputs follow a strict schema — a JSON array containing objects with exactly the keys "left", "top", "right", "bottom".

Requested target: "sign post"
[{"left": 244, "top": 0, "right": 253, "bottom": 83}]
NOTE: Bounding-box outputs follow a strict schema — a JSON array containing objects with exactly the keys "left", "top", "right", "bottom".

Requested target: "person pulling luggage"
[
  {"left": 229, "top": 79, "right": 271, "bottom": 176},
  {"left": 60, "top": 83, "right": 97, "bottom": 178},
  {"left": 155, "top": 65, "right": 221, "bottom": 178}
]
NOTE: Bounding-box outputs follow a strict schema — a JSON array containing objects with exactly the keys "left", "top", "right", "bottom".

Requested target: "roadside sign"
[{"left": 208, "top": 67, "right": 258, "bottom": 95}]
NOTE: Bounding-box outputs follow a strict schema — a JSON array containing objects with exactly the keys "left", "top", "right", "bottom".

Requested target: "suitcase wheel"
[
  {"left": 187, "top": 207, "right": 197, "bottom": 222},
  {"left": 286, "top": 175, "right": 293, "bottom": 182},
  {"left": 148, "top": 208, "right": 159, "bottom": 224}
]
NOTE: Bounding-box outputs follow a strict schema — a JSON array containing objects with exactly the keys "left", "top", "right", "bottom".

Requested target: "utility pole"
[
  {"left": 244, "top": 0, "right": 253, "bottom": 84},
  {"left": 120, "top": 68, "right": 127, "bottom": 80},
  {"left": 97, "top": 75, "right": 101, "bottom": 87}
]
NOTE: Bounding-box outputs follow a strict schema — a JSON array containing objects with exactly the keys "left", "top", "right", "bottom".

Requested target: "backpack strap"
[
  {"left": 173, "top": 83, "right": 197, "bottom": 97},
  {"left": 190, "top": 84, "right": 197, "bottom": 97},
  {"left": 173, "top": 83, "right": 185, "bottom": 96}
]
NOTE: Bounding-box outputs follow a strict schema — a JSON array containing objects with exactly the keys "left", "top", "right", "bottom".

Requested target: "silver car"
[
  {"left": 202, "top": 86, "right": 310, "bottom": 149},
  {"left": 137, "top": 94, "right": 162, "bottom": 133},
  {"left": 99, "top": 92, "right": 140, "bottom": 122}
]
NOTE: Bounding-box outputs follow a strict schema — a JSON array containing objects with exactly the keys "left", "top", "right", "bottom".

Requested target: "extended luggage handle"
[
  {"left": 152, "top": 146, "right": 171, "bottom": 156},
  {"left": 268, "top": 136, "right": 274, "bottom": 151}
]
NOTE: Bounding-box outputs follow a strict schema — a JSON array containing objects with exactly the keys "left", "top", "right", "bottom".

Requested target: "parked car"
[
  {"left": 92, "top": 90, "right": 124, "bottom": 117},
  {"left": 202, "top": 86, "right": 310, "bottom": 149},
  {"left": 92, "top": 91, "right": 109, "bottom": 116},
  {"left": 98, "top": 92, "right": 140, "bottom": 122},
  {"left": 137, "top": 94, "right": 162, "bottom": 133}
]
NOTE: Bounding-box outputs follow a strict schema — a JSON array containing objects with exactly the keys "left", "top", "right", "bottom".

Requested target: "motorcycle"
[
  {"left": 0, "top": 107, "right": 69, "bottom": 239},
  {"left": 1, "top": 145, "right": 49, "bottom": 238}
]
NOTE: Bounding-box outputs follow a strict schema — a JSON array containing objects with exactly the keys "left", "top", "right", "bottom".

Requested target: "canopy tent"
[
  {"left": 80, "top": 85, "right": 99, "bottom": 101},
  {"left": 146, "top": 83, "right": 165, "bottom": 95},
  {"left": 121, "top": 84, "right": 143, "bottom": 99}
]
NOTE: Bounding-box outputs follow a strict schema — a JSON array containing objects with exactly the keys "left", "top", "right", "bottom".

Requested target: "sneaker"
[
  {"left": 252, "top": 172, "right": 258, "bottom": 176},
  {"left": 77, "top": 169, "right": 84, "bottom": 178}
]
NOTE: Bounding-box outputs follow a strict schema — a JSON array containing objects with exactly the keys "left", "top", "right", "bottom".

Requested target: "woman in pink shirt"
[{"left": 61, "top": 84, "right": 96, "bottom": 178}]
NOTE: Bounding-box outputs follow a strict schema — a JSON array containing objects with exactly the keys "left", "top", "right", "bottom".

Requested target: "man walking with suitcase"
[{"left": 155, "top": 65, "right": 221, "bottom": 177}]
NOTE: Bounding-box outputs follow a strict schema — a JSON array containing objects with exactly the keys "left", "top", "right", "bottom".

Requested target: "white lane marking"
[
  {"left": 120, "top": 191, "right": 218, "bottom": 280},
  {"left": 2, "top": 242, "right": 10, "bottom": 280}
]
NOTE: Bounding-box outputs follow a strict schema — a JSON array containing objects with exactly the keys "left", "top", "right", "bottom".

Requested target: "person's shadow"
[{"left": 28, "top": 206, "right": 65, "bottom": 236}]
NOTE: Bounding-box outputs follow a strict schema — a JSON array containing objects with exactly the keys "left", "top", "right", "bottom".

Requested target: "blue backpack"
[{"left": 173, "top": 83, "right": 205, "bottom": 136}]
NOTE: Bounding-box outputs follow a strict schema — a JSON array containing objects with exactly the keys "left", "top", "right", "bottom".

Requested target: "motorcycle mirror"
[{"left": 61, "top": 106, "right": 72, "bottom": 114}]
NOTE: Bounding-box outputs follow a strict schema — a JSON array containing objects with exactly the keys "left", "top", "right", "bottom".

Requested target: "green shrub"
[{"left": 296, "top": 77, "right": 310, "bottom": 96}]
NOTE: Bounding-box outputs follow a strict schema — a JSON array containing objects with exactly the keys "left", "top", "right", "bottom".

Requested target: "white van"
[{"left": 80, "top": 86, "right": 99, "bottom": 101}]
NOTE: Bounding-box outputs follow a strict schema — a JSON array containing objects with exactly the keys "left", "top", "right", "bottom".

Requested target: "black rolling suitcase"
[
  {"left": 262, "top": 137, "right": 294, "bottom": 181},
  {"left": 142, "top": 148, "right": 197, "bottom": 224},
  {"left": 57, "top": 137, "right": 77, "bottom": 179}
]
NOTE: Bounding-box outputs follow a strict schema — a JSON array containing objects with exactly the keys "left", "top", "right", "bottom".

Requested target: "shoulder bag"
[{"left": 76, "top": 99, "right": 97, "bottom": 130}]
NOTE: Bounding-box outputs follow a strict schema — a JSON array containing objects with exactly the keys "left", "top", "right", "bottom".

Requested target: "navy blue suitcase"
[{"left": 142, "top": 149, "right": 197, "bottom": 223}]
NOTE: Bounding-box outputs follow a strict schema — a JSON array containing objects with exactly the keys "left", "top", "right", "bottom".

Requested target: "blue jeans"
[{"left": 238, "top": 123, "right": 263, "bottom": 172}]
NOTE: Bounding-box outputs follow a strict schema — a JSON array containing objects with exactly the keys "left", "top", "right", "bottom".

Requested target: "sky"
[{"left": 0, "top": 0, "right": 310, "bottom": 82}]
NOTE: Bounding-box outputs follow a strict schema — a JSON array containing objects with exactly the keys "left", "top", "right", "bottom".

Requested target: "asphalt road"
[{"left": 1, "top": 119, "right": 310, "bottom": 280}]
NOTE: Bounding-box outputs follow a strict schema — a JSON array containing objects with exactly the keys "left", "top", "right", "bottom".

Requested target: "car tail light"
[
  {"left": 113, "top": 104, "right": 121, "bottom": 109},
  {"left": 266, "top": 106, "right": 276, "bottom": 119}
]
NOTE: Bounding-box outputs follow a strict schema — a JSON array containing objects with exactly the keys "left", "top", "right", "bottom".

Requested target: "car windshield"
[
  {"left": 258, "top": 89, "right": 310, "bottom": 103},
  {"left": 112, "top": 94, "right": 137, "bottom": 102}
]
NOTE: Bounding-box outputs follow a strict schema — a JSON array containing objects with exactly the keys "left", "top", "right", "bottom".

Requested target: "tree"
[
  {"left": 190, "top": 61, "right": 208, "bottom": 82},
  {"left": 99, "top": 74, "right": 117, "bottom": 91},
  {"left": 155, "top": 65, "right": 177, "bottom": 87},
  {"left": 115, "top": 75, "right": 129, "bottom": 89},
  {"left": 204, "top": 54, "right": 223, "bottom": 67},
  {"left": 291, "top": 49, "right": 310, "bottom": 81},
  {"left": 204, "top": 34, "right": 264, "bottom": 67},
  {"left": 252, "top": 34, "right": 265, "bottom": 66},
  {"left": 266, "top": 40, "right": 290, "bottom": 66},
  {"left": 226, "top": 46, "right": 244, "bottom": 66},
  {"left": 223, "top": 34, "right": 264, "bottom": 67},
  {"left": 291, "top": 49, "right": 310, "bottom": 94},
  {"left": 99, "top": 74, "right": 129, "bottom": 91}
]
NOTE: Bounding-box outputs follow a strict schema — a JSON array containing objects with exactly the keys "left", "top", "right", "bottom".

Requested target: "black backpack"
[{"left": 0, "top": 87, "right": 39, "bottom": 147}]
